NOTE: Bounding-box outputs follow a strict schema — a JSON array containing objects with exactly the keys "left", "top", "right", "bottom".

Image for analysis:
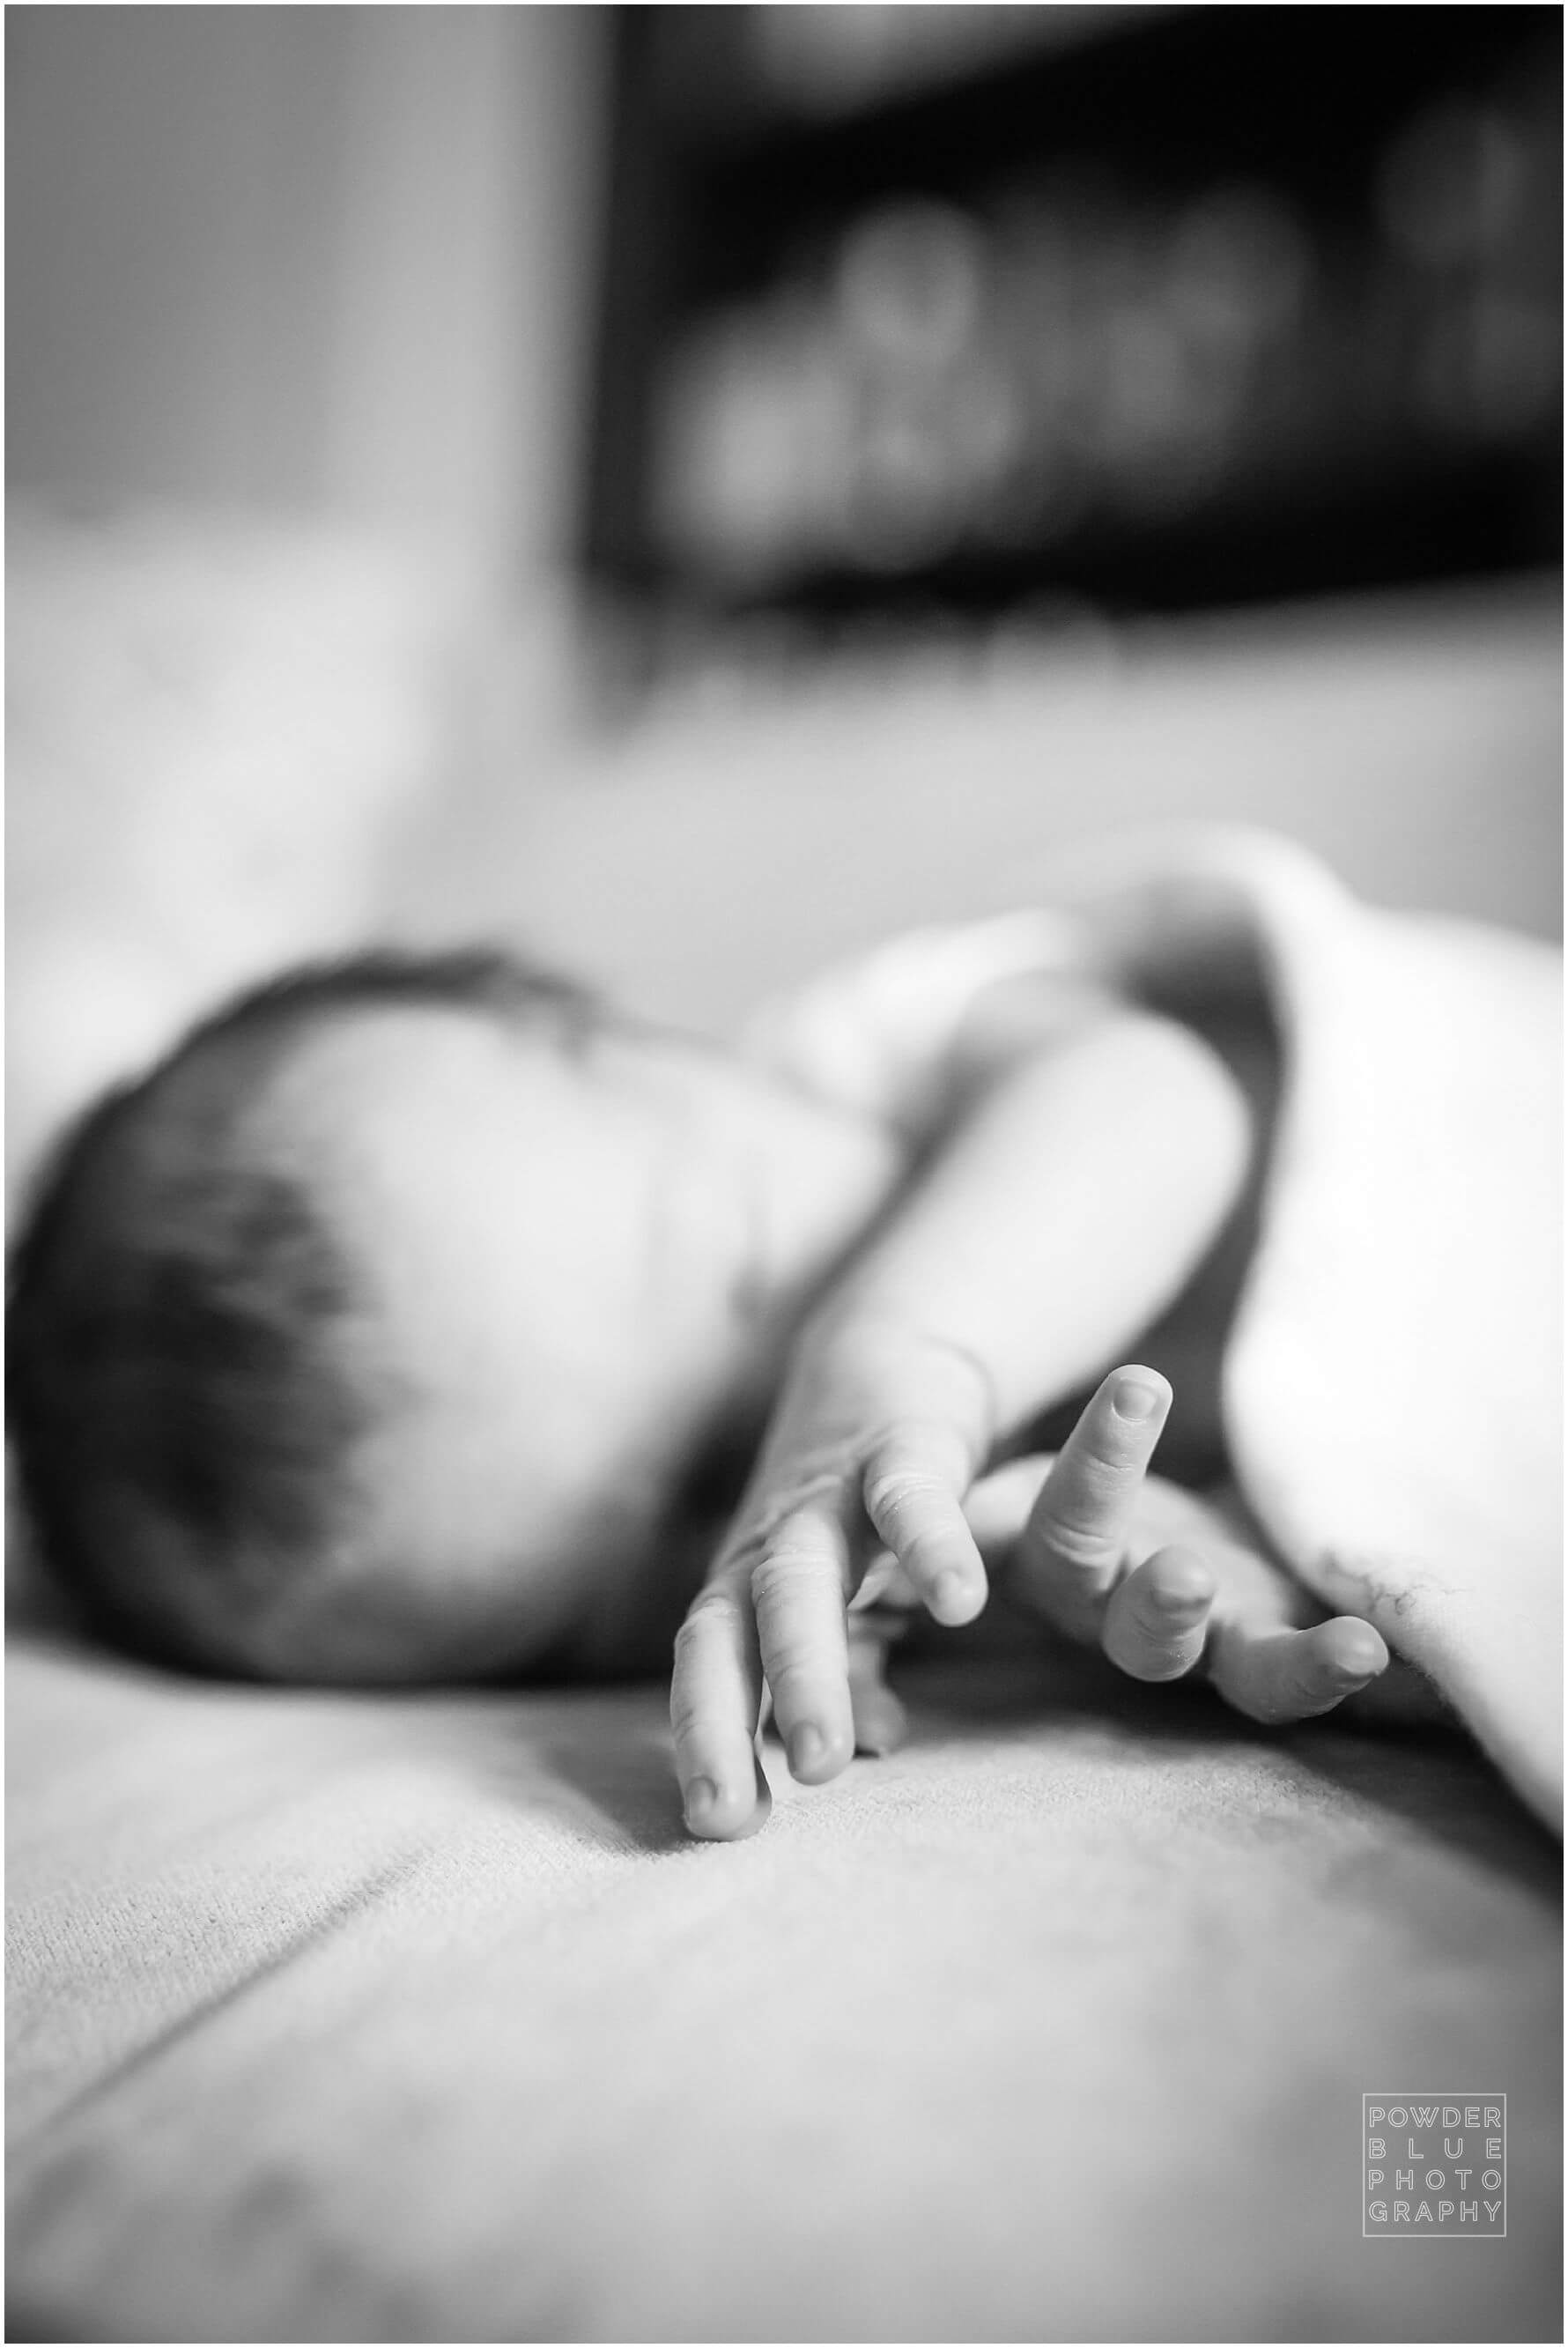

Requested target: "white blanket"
[
  {"left": 7, "top": 1633, "right": 1560, "bottom": 2344},
  {"left": 1076, "top": 831, "right": 1561, "bottom": 1833}
]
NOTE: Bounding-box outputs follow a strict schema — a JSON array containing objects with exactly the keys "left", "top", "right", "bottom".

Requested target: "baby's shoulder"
[{"left": 742, "top": 910, "right": 1112, "bottom": 1135}]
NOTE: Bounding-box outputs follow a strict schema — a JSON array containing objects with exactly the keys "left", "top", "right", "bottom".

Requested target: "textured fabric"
[{"left": 6, "top": 1634, "right": 1561, "bottom": 2343}]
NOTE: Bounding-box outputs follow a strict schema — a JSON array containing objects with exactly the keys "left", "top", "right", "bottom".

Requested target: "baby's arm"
[{"left": 669, "top": 1003, "right": 1266, "bottom": 1837}]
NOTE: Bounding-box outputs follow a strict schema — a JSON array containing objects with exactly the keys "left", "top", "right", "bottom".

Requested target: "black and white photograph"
[{"left": 6, "top": 6, "right": 1563, "bottom": 2342}]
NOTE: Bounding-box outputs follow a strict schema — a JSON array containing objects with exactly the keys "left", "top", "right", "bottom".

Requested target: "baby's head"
[{"left": 8, "top": 949, "right": 896, "bottom": 1683}]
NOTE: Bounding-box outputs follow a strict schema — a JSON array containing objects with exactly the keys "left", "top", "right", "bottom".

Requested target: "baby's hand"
[
  {"left": 969, "top": 1367, "right": 1392, "bottom": 1722},
  {"left": 670, "top": 1314, "right": 995, "bottom": 1841},
  {"left": 669, "top": 1349, "right": 1396, "bottom": 1843}
]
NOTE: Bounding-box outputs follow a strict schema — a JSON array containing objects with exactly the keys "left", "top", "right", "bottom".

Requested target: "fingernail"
[
  {"left": 1151, "top": 1562, "right": 1212, "bottom": 1611},
  {"left": 1151, "top": 1583, "right": 1209, "bottom": 1615},
  {"left": 1114, "top": 1378, "right": 1165, "bottom": 1423},
  {"left": 788, "top": 1724, "right": 825, "bottom": 1778},
  {"left": 934, "top": 1567, "right": 975, "bottom": 1618},
  {"left": 684, "top": 1777, "right": 720, "bottom": 1828},
  {"left": 1330, "top": 1628, "right": 1385, "bottom": 1681}
]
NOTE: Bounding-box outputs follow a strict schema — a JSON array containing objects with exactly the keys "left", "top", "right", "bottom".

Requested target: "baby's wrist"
[{"left": 789, "top": 1296, "right": 998, "bottom": 1472}]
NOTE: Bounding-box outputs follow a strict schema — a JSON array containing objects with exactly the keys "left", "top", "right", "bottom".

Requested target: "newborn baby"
[{"left": 7, "top": 926, "right": 1392, "bottom": 1841}]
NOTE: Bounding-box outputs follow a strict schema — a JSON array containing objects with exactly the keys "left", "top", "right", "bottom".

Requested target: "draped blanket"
[{"left": 1078, "top": 831, "right": 1559, "bottom": 1831}]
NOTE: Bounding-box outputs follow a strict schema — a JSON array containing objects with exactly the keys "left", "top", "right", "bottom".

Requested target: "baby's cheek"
[
  {"left": 359, "top": 1474, "right": 666, "bottom": 1681},
  {"left": 344, "top": 1267, "right": 767, "bottom": 1683}
]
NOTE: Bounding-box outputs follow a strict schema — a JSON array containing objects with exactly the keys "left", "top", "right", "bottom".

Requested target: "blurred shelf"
[
  {"left": 698, "top": 448, "right": 1558, "bottom": 627},
  {"left": 742, "top": 5, "right": 1180, "bottom": 128},
  {"left": 663, "top": 6, "right": 1540, "bottom": 228},
  {"left": 650, "top": 4, "right": 1186, "bottom": 149},
  {"left": 580, "top": 4, "right": 1561, "bottom": 640}
]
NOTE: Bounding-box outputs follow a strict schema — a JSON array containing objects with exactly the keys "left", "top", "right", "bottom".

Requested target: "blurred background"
[{"left": 6, "top": 4, "right": 1563, "bottom": 1194}]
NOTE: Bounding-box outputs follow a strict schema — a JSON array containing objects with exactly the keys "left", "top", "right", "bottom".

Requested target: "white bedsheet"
[{"left": 7, "top": 1633, "right": 1560, "bottom": 2342}]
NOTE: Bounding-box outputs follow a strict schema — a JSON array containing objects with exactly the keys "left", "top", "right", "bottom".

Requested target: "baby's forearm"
[{"left": 799, "top": 1011, "right": 1253, "bottom": 1458}]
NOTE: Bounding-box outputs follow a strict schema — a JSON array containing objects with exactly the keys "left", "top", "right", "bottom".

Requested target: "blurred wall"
[
  {"left": 5, "top": 5, "right": 606, "bottom": 576},
  {"left": 5, "top": 6, "right": 610, "bottom": 1196}
]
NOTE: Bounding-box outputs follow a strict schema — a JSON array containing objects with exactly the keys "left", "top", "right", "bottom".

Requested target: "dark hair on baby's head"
[{"left": 6, "top": 944, "right": 599, "bottom": 1675}]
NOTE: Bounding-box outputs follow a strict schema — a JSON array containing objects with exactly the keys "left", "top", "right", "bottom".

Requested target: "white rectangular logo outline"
[{"left": 1362, "top": 2092, "right": 1507, "bottom": 2240}]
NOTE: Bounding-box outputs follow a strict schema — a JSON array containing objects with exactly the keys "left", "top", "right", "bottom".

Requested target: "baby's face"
[{"left": 257, "top": 1002, "right": 900, "bottom": 1678}]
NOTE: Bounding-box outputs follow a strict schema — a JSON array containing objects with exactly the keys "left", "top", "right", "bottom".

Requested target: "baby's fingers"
[
  {"left": 670, "top": 1574, "right": 772, "bottom": 1841},
  {"left": 751, "top": 1504, "right": 858, "bottom": 1786},
  {"left": 1010, "top": 1367, "right": 1172, "bottom": 1641},
  {"left": 1209, "top": 1611, "right": 1388, "bottom": 1725},
  {"left": 863, "top": 1426, "right": 987, "bottom": 1627},
  {"left": 847, "top": 1617, "right": 910, "bottom": 1757},
  {"left": 1100, "top": 1545, "right": 1215, "bottom": 1682}
]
